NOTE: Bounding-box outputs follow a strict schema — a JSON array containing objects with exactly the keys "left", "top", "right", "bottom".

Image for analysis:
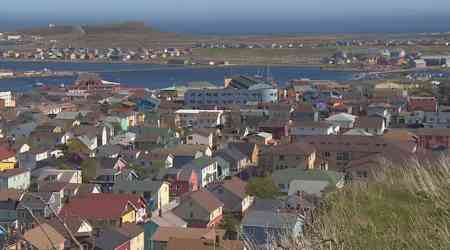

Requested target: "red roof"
[
  {"left": 59, "top": 193, "right": 145, "bottom": 220},
  {"left": 0, "top": 146, "right": 15, "bottom": 160}
]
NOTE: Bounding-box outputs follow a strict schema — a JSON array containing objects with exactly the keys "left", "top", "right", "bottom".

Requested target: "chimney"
[{"left": 215, "top": 234, "right": 220, "bottom": 246}]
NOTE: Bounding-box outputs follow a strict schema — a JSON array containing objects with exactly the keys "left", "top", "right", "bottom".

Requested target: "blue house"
[
  {"left": 137, "top": 97, "right": 161, "bottom": 112},
  {"left": 241, "top": 210, "right": 304, "bottom": 247}
]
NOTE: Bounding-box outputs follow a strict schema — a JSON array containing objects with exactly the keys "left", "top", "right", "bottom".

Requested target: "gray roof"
[
  {"left": 241, "top": 210, "right": 302, "bottom": 229},
  {"left": 113, "top": 179, "right": 164, "bottom": 193},
  {"left": 271, "top": 169, "right": 344, "bottom": 186}
]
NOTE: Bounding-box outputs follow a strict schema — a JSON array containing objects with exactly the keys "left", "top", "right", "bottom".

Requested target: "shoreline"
[{"left": 0, "top": 58, "right": 335, "bottom": 70}]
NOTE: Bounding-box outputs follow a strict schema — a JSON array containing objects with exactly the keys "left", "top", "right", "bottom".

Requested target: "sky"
[
  {"left": 3, "top": 0, "right": 450, "bottom": 20},
  {"left": 2, "top": 0, "right": 450, "bottom": 33}
]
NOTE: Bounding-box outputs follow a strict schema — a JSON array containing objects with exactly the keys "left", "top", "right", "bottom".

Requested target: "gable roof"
[
  {"left": 241, "top": 210, "right": 301, "bottom": 229},
  {"left": 0, "top": 146, "right": 15, "bottom": 160},
  {"left": 184, "top": 190, "right": 223, "bottom": 212},
  {"left": 94, "top": 227, "right": 130, "bottom": 250},
  {"left": 23, "top": 223, "right": 67, "bottom": 250},
  {"left": 59, "top": 193, "right": 144, "bottom": 220},
  {"left": 221, "top": 177, "right": 248, "bottom": 199}
]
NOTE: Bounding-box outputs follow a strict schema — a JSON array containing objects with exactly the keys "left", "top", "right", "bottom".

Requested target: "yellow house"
[
  {"left": 0, "top": 162, "right": 16, "bottom": 171},
  {"left": 122, "top": 206, "right": 137, "bottom": 223},
  {"left": 0, "top": 147, "right": 17, "bottom": 171}
]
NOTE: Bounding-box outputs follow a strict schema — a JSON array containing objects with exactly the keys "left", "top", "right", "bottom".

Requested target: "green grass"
[{"left": 308, "top": 159, "right": 450, "bottom": 250}]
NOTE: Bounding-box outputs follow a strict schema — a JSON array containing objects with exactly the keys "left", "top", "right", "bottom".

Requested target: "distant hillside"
[{"left": 19, "top": 22, "right": 200, "bottom": 48}]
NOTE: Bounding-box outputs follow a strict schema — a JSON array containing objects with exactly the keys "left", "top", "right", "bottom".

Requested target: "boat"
[{"left": 34, "top": 82, "right": 45, "bottom": 87}]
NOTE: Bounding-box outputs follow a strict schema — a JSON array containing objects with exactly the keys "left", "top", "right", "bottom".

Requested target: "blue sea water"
[{"left": 0, "top": 61, "right": 353, "bottom": 92}]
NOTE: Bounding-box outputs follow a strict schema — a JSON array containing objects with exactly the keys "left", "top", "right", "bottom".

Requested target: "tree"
[
  {"left": 246, "top": 176, "right": 280, "bottom": 199},
  {"left": 220, "top": 213, "right": 240, "bottom": 233},
  {"left": 67, "top": 139, "right": 89, "bottom": 155},
  {"left": 81, "top": 159, "right": 99, "bottom": 183}
]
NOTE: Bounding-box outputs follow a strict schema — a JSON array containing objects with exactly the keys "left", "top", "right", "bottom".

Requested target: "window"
[
  {"left": 337, "top": 152, "right": 350, "bottom": 161},
  {"left": 324, "top": 152, "right": 331, "bottom": 157},
  {"left": 279, "top": 155, "right": 285, "bottom": 161}
]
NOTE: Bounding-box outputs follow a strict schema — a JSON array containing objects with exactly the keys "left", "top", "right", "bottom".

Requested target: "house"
[
  {"left": 59, "top": 193, "right": 148, "bottom": 227},
  {"left": 368, "top": 102, "right": 395, "bottom": 127},
  {"left": 288, "top": 121, "right": 339, "bottom": 138},
  {"left": 182, "top": 157, "right": 218, "bottom": 187},
  {"left": 325, "top": 113, "right": 357, "bottom": 129},
  {"left": 184, "top": 84, "right": 277, "bottom": 108},
  {"left": 269, "top": 143, "right": 317, "bottom": 171},
  {"left": 149, "top": 144, "right": 212, "bottom": 169},
  {"left": 17, "top": 192, "right": 62, "bottom": 229},
  {"left": 214, "top": 147, "right": 250, "bottom": 176},
  {"left": 208, "top": 177, "right": 254, "bottom": 217},
  {"left": 416, "top": 128, "right": 450, "bottom": 151},
  {"left": 241, "top": 210, "right": 303, "bottom": 247},
  {"left": 0, "top": 168, "right": 30, "bottom": 190},
  {"left": 186, "top": 128, "right": 217, "bottom": 147},
  {"left": 298, "top": 135, "right": 416, "bottom": 171},
  {"left": 408, "top": 96, "right": 438, "bottom": 112},
  {"left": 113, "top": 180, "right": 170, "bottom": 211},
  {"left": 354, "top": 116, "right": 386, "bottom": 135},
  {"left": 156, "top": 168, "right": 199, "bottom": 197},
  {"left": 35, "top": 168, "right": 82, "bottom": 184},
  {"left": 291, "top": 103, "right": 318, "bottom": 122},
  {"left": 22, "top": 223, "right": 67, "bottom": 250},
  {"left": 227, "top": 142, "right": 259, "bottom": 165},
  {"left": 174, "top": 109, "right": 225, "bottom": 129},
  {"left": 271, "top": 168, "right": 345, "bottom": 196},
  {"left": 150, "top": 227, "right": 226, "bottom": 250},
  {"left": 257, "top": 119, "right": 287, "bottom": 140},
  {"left": 173, "top": 190, "right": 224, "bottom": 228},
  {"left": 44, "top": 216, "right": 94, "bottom": 249},
  {"left": 0, "top": 189, "right": 24, "bottom": 232},
  {"left": 0, "top": 147, "right": 17, "bottom": 170}
]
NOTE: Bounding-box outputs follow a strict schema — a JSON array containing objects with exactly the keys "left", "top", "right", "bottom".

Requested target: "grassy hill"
[
  {"left": 306, "top": 158, "right": 450, "bottom": 250},
  {"left": 20, "top": 22, "right": 199, "bottom": 48}
]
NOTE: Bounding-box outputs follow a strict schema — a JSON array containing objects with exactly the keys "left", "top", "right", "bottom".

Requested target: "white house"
[
  {"left": 174, "top": 109, "right": 225, "bottom": 129},
  {"left": 0, "top": 91, "right": 16, "bottom": 107},
  {"left": 288, "top": 121, "right": 340, "bottom": 136},
  {"left": 186, "top": 129, "right": 215, "bottom": 147}
]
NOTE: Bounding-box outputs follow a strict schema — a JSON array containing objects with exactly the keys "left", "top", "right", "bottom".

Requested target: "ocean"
[{"left": 0, "top": 61, "right": 354, "bottom": 92}]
